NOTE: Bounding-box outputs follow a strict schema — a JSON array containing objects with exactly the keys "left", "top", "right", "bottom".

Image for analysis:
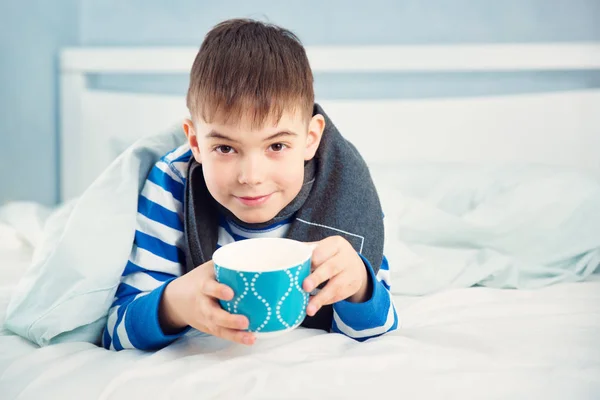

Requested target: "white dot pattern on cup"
[
  {"left": 275, "top": 269, "right": 295, "bottom": 329},
  {"left": 293, "top": 265, "right": 309, "bottom": 326},
  {"left": 250, "top": 273, "right": 272, "bottom": 332},
  {"left": 232, "top": 273, "right": 249, "bottom": 314}
]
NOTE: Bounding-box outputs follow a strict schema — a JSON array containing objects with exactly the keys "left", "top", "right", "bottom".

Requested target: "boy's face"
[{"left": 184, "top": 109, "right": 325, "bottom": 224}]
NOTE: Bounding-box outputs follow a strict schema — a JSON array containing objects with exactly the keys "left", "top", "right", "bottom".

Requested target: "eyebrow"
[
  {"left": 264, "top": 131, "right": 298, "bottom": 141},
  {"left": 205, "top": 130, "right": 239, "bottom": 143},
  {"left": 206, "top": 130, "right": 298, "bottom": 142}
]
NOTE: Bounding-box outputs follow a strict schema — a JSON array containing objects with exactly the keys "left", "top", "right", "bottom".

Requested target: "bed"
[{"left": 1, "top": 43, "right": 600, "bottom": 399}]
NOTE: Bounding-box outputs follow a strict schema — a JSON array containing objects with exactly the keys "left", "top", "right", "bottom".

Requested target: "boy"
[{"left": 103, "top": 19, "right": 398, "bottom": 351}]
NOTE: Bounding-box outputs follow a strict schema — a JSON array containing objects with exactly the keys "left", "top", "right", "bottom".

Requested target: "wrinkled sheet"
[{"left": 1, "top": 219, "right": 599, "bottom": 399}]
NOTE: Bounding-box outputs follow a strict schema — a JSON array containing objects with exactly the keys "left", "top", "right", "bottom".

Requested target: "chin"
[{"left": 233, "top": 208, "right": 279, "bottom": 225}]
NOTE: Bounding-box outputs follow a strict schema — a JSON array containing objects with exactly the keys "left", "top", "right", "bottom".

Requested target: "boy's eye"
[
  {"left": 269, "top": 143, "right": 286, "bottom": 152},
  {"left": 215, "top": 145, "right": 235, "bottom": 154}
]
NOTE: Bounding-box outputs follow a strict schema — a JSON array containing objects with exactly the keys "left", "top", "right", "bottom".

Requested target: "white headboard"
[{"left": 59, "top": 44, "right": 600, "bottom": 202}]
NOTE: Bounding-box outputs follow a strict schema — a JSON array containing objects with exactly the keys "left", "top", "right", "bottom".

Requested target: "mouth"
[{"left": 235, "top": 193, "right": 273, "bottom": 207}]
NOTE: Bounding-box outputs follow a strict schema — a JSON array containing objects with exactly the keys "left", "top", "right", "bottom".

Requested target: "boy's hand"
[
  {"left": 302, "top": 236, "right": 371, "bottom": 317},
  {"left": 159, "top": 261, "right": 256, "bottom": 346}
]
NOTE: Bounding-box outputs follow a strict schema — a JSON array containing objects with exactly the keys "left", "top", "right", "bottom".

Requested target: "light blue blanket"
[
  {"left": 373, "top": 163, "right": 600, "bottom": 295},
  {"left": 3, "top": 127, "right": 600, "bottom": 346},
  {"left": 4, "top": 128, "right": 186, "bottom": 346}
]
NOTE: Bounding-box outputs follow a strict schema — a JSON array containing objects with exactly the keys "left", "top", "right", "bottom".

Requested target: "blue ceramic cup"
[{"left": 212, "top": 238, "right": 312, "bottom": 337}]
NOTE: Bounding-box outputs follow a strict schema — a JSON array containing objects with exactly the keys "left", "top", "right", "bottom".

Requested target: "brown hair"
[{"left": 186, "top": 19, "right": 314, "bottom": 129}]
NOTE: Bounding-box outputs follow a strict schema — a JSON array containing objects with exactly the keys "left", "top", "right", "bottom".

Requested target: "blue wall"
[
  {"left": 0, "top": 0, "right": 79, "bottom": 206},
  {"left": 80, "top": 0, "right": 600, "bottom": 45},
  {"left": 1, "top": 0, "right": 599, "bottom": 205}
]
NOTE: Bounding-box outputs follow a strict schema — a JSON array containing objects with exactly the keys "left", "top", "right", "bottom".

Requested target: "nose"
[{"left": 238, "top": 154, "right": 266, "bottom": 186}]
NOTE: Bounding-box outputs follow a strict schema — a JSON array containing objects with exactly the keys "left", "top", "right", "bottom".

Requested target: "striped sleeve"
[
  {"left": 331, "top": 255, "right": 399, "bottom": 341},
  {"left": 102, "top": 145, "right": 193, "bottom": 351}
]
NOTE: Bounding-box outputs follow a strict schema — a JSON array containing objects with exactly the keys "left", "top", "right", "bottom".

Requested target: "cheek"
[
  {"left": 272, "top": 157, "right": 305, "bottom": 190},
  {"left": 201, "top": 159, "right": 232, "bottom": 194}
]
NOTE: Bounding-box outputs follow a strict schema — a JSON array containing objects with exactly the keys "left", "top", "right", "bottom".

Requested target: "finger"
[
  {"left": 194, "top": 300, "right": 255, "bottom": 345},
  {"left": 212, "top": 326, "right": 256, "bottom": 346},
  {"left": 310, "top": 236, "right": 344, "bottom": 267},
  {"left": 306, "top": 275, "right": 348, "bottom": 316},
  {"left": 303, "top": 257, "right": 343, "bottom": 293},
  {"left": 209, "top": 304, "right": 250, "bottom": 330},
  {"left": 201, "top": 279, "right": 234, "bottom": 301}
]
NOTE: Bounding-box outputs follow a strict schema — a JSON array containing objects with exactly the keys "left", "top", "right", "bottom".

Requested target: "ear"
[
  {"left": 304, "top": 114, "right": 325, "bottom": 161},
  {"left": 183, "top": 118, "right": 202, "bottom": 163}
]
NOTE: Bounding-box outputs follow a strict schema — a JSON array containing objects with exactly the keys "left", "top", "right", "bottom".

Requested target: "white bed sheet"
[{"left": 1, "top": 217, "right": 599, "bottom": 400}]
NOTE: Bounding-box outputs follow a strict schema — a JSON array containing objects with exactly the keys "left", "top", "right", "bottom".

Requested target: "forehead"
[{"left": 196, "top": 108, "right": 308, "bottom": 134}]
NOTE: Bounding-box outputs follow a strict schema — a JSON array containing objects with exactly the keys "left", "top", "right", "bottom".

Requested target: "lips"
[{"left": 235, "top": 193, "right": 273, "bottom": 207}]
